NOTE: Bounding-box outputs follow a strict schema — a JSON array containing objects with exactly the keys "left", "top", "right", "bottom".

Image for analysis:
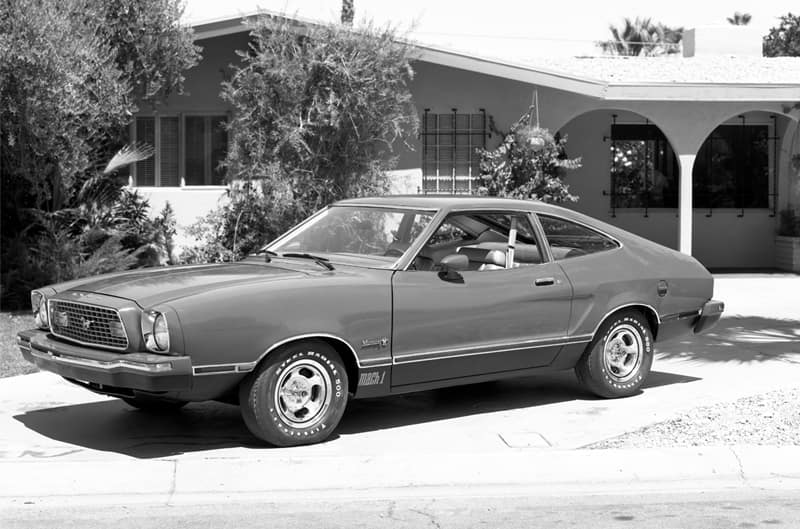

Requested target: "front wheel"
[
  {"left": 239, "top": 340, "right": 349, "bottom": 446},
  {"left": 575, "top": 310, "right": 653, "bottom": 398}
]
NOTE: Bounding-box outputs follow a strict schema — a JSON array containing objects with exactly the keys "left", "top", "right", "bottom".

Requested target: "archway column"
[{"left": 678, "top": 154, "right": 696, "bottom": 256}]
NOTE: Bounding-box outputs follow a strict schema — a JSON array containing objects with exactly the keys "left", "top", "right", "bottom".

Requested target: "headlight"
[
  {"left": 153, "top": 313, "right": 170, "bottom": 351},
  {"left": 142, "top": 310, "right": 170, "bottom": 352},
  {"left": 32, "top": 291, "right": 49, "bottom": 329}
]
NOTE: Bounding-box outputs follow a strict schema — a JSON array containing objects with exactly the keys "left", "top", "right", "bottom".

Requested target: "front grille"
[{"left": 49, "top": 300, "right": 128, "bottom": 350}]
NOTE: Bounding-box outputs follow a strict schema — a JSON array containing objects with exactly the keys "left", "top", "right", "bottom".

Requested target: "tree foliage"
[
  {"left": 215, "top": 14, "right": 418, "bottom": 249},
  {"left": 0, "top": 0, "right": 198, "bottom": 308},
  {"left": 764, "top": 13, "right": 800, "bottom": 57},
  {"left": 93, "top": 0, "right": 201, "bottom": 103},
  {"left": 598, "top": 17, "right": 683, "bottom": 56},
  {"left": 476, "top": 117, "right": 581, "bottom": 203}
]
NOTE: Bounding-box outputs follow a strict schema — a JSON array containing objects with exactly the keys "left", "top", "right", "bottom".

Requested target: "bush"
[
  {"left": 0, "top": 184, "right": 177, "bottom": 310},
  {"left": 205, "top": 14, "right": 417, "bottom": 259},
  {"left": 477, "top": 116, "right": 581, "bottom": 203},
  {"left": 0, "top": 0, "right": 198, "bottom": 309}
]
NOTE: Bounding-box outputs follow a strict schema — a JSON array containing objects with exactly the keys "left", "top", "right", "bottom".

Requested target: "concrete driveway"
[{"left": 1, "top": 274, "right": 798, "bottom": 503}]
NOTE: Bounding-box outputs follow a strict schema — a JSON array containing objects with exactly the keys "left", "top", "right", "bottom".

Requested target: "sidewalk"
[{"left": 1, "top": 275, "right": 798, "bottom": 505}]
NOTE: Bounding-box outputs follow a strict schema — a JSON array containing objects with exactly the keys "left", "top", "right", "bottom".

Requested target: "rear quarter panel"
[{"left": 555, "top": 228, "right": 713, "bottom": 338}]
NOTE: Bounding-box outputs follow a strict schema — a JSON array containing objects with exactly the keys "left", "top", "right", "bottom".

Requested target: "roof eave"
[
  {"left": 416, "top": 46, "right": 607, "bottom": 99},
  {"left": 605, "top": 83, "right": 800, "bottom": 101}
]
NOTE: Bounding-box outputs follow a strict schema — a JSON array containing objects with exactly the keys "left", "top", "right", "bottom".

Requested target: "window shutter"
[
  {"left": 135, "top": 117, "right": 155, "bottom": 186},
  {"left": 160, "top": 117, "right": 179, "bottom": 186},
  {"left": 185, "top": 116, "right": 205, "bottom": 186}
]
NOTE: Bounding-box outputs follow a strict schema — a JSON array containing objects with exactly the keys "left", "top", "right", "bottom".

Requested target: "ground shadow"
[
  {"left": 656, "top": 316, "right": 800, "bottom": 363},
  {"left": 14, "top": 399, "right": 260, "bottom": 459},
  {"left": 13, "top": 370, "right": 698, "bottom": 458},
  {"left": 336, "top": 370, "right": 698, "bottom": 436}
]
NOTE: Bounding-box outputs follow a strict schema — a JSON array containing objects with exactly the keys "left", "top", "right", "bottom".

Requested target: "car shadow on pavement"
[
  {"left": 336, "top": 370, "right": 699, "bottom": 436},
  {"left": 656, "top": 316, "right": 800, "bottom": 364},
  {"left": 13, "top": 399, "right": 260, "bottom": 459},
  {"left": 13, "top": 370, "right": 699, "bottom": 458}
]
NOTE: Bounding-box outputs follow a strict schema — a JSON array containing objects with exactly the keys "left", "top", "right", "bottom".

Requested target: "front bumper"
[
  {"left": 17, "top": 329, "right": 193, "bottom": 392},
  {"left": 693, "top": 299, "right": 725, "bottom": 334}
]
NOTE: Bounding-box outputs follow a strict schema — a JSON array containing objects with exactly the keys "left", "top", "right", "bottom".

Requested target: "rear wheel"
[
  {"left": 576, "top": 310, "right": 653, "bottom": 398},
  {"left": 239, "top": 340, "right": 348, "bottom": 446}
]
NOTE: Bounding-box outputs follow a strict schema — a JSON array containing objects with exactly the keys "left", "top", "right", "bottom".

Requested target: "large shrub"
[
  {"left": 0, "top": 0, "right": 198, "bottom": 308},
  {"left": 477, "top": 117, "right": 581, "bottom": 203},
  {"left": 211, "top": 14, "right": 418, "bottom": 252}
]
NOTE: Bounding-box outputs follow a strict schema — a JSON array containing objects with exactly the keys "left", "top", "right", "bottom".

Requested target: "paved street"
[
  {"left": 4, "top": 490, "right": 800, "bottom": 528},
  {"left": 0, "top": 275, "right": 798, "bottom": 524}
]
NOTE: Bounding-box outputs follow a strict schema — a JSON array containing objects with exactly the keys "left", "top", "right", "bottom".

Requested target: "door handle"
[{"left": 534, "top": 277, "right": 555, "bottom": 286}]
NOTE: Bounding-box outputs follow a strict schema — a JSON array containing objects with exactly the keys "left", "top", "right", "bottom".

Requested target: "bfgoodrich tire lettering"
[
  {"left": 239, "top": 340, "right": 348, "bottom": 447},
  {"left": 575, "top": 310, "right": 653, "bottom": 398}
]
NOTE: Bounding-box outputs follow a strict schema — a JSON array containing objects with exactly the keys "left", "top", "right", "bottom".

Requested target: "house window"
[
  {"left": 133, "top": 114, "right": 228, "bottom": 187},
  {"left": 421, "top": 110, "right": 487, "bottom": 194},
  {"left": 185, "top": 116, "right": 228, "bottom": 186},
  {"left": 610, "top": 124, "right": 679, "bottom": 209},
  {"left": 692, "top": 125, "right": 769, "bottom": 209}
]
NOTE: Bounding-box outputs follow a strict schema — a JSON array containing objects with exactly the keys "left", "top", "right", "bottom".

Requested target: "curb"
[{"left": 3, "top": 446, "right": 800, "bottom": 504}]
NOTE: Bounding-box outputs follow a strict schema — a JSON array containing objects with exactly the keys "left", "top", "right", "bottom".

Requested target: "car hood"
[{"left": 59, "top": 261, "right": 311, "bottom": 308}]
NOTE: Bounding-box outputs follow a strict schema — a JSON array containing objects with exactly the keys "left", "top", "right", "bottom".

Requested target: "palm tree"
[
  {"left": 727, "top": 12, "right": 752, "bottom": 25},
  {"left": 598, "top": 17, "right": 683, "bottom": 56}
]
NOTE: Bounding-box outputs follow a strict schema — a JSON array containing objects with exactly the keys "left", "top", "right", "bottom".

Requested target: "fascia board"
[
  {"left": 416, "top": 46, "right": 607, "bottom": 99},
  {"left": 605, "top": 83, "right": 800, "bottom": 102}
]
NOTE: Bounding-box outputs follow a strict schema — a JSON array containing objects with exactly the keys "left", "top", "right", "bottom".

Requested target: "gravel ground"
[{"left": 589, "top": 386, "right": 800, "bottom": 448}]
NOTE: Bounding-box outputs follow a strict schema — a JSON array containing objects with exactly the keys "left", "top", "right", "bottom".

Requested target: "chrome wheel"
[
  {"left": 274, "top": 359, "right": 332, "bottom": 428},
  {"left": 602, "top": 324, "right": 643, "bottom": 383}
]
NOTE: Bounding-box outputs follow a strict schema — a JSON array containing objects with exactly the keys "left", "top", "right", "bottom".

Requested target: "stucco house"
[{"left": 133, "top": 13, "right": 800, "bottom": 270}]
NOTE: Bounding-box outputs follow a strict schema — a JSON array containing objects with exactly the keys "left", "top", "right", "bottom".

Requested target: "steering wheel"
[{"left": 383, "top": 248, "right": 405, "bottom": 257}]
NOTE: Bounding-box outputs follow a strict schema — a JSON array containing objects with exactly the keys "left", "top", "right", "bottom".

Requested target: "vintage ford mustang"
[{"left": 18, "top": 196, "right": 723, "bottom": 446}]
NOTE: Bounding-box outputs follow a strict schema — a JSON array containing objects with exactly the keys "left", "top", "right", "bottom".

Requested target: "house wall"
[
  {"left": 557, "top": 109, "right": 782, "bottom": 269},
  {"left": 134, "top": 33, "right": 246, "bottom": 239},
  {"left": 132, "top": 35, "right": 798, "bottom": 269}
]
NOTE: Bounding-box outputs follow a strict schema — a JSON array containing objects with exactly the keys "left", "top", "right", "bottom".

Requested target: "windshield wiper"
[
  {"left": 281, "top": 252, "right": 335, "bottom": 271},
  {"left": 250, "top": 250, "right": 278, "bottom": 263}
]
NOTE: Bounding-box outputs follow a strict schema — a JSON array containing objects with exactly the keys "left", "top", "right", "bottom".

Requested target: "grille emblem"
[{"left": 81, "top": 317, "right": 95, "bottom": 330}]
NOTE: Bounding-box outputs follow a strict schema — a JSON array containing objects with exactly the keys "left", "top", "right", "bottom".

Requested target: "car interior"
[{"left": 409, "top": 212, "right": 544, "bottom": 272}]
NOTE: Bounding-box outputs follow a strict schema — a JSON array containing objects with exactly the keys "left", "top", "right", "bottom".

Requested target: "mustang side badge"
[{"left": 361, "top": 337, "right": 389, "bottom": 349}]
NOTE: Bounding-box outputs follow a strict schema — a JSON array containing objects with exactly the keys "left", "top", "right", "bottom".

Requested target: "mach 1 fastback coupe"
[{"left": 18, "top": 196, "right": 723, "bottom": 446}]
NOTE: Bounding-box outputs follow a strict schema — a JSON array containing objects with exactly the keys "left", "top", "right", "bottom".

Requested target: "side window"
[
  {"left": 538, "top": 215, "right": 619, "bottom": 260},
  {"left": 427, "top": 221, "right": 473, "bottom": 246},
  {"left": 414, "top": 211, "right": 543, "bottom": 272}
]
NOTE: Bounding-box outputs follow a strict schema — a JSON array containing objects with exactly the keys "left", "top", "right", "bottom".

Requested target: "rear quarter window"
[{"left": 538, "top": 214, "right": 619, "bottom": 260}]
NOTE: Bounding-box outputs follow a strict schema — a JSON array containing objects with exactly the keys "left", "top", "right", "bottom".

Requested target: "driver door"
[{"left": 390, "top": 211, "right": 573, "bottom": 388}]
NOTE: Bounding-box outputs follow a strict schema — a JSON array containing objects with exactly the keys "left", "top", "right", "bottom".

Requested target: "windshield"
[{"left": 268, "top": 206, "right": 436, "bottom": 267}]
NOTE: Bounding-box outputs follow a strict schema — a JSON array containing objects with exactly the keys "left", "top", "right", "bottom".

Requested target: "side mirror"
[{"left": 438, "top": 254, "right": 468, "bottom": 282}]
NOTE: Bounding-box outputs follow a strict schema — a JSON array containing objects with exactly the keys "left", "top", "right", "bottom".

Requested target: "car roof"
[
  {"left": 336, "top": 195, "right": 570, "bottom": 215},
  {"left": 334, "top": 195, "right": 642, "bottom": 246}
]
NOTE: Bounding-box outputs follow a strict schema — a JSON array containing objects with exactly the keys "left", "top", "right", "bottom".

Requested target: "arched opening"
[
  {"left": 692, "top": 111, "right": 783, "bottom": 215},
  {"left": 689, "top": 111, "right": 795, "bottom": 269},
  {"left": 557, "top": 109, "right": 681, "bottom": 250}
]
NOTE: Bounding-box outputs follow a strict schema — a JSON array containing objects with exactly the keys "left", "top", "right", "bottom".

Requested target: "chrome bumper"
[
  {"left": 17, "top": 330, "right": 193, "bottom": 391},
  {"left": 693, "top": 299, "right": 725, "bottom": 334}
]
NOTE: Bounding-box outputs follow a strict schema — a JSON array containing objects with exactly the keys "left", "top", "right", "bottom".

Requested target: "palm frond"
[{"left": 103, "top": 142, "right": 155, "bottom": 175}]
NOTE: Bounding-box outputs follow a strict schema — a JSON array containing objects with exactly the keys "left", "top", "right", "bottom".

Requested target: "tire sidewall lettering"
[
  {"left": 596, "top": 315, "right": 652, "bottom": 393},
  {"left": 267, "top": 348, "right": 345, "bottom": 441}
]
